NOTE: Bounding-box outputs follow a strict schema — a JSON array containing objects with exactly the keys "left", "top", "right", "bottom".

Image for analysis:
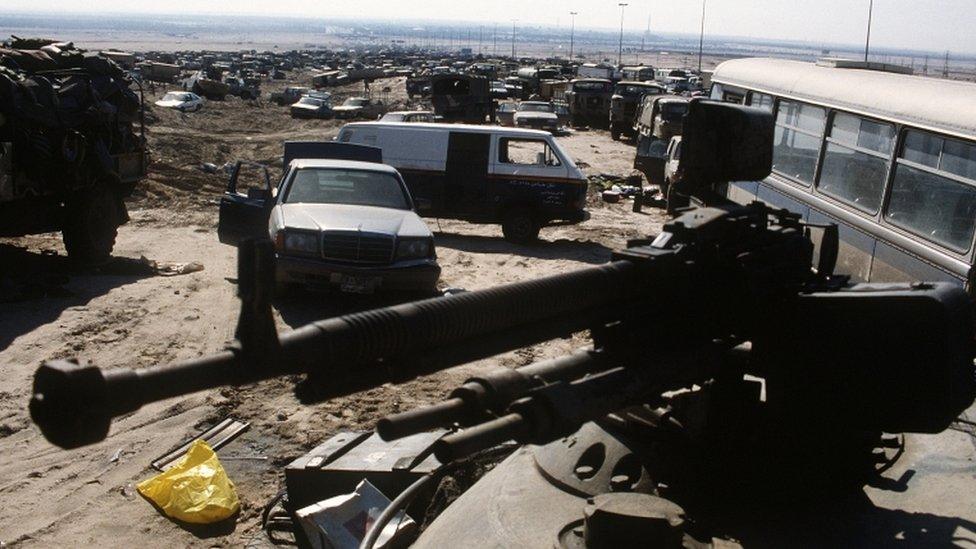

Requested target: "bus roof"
[
  {"left": 712, "top": 57, "right": 976, "bottom": 139},
  {"left": 339, "top": 121, "right": 554, "bottom": 138}
]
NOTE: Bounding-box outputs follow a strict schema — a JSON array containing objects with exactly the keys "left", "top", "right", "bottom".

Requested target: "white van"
[{"left": 336, "top": 122, "right": 589, "bottom": 242}]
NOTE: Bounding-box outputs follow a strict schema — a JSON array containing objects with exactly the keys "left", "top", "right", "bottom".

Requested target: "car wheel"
[
  {"left": 501, "top": 207, "right": 540, "bottom": 244},
  {"left": 274, "top": 279, "right": 296, "bottom": 298}
]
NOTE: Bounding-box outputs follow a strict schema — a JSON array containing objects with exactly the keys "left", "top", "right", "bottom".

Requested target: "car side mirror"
[
  {"left": 415, "top": 198, "right": 433, "bottom": 211},
  {"left": 678, "top": 98, "right": 773, "bottom": 195},
  {"left": 536, "top": 152, "right": 546, "bottom": 165}
]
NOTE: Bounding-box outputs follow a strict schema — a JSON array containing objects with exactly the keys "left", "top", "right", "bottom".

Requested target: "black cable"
[
  {"left": 358, "top": 473, "right": 439, "bottom": 549},
  {"left": 358, "top": 443, "right": 518, "bottom": 549}
]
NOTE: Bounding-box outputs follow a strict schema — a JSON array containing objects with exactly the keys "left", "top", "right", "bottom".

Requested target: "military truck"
[
  {"left": 633, "top": 96, "right": 690, "bottom": 188},
  {"left": 608, "top": 81, "right": 665, "bottom": 140},
  {"left": 516, "top": 66, "right": 561, "bottom": 99},
  {"left": 429, "top": 74, "right": 493, "bottom": 124},
  {"left": 564, "top": 78, "right": 613, "bottom": 128},
  {"left": 0, "top": 45, "right": 147, "bottom": 262}
]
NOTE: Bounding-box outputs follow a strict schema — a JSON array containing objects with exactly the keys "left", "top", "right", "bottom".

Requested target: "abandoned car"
[{"left": 218, "top": 148, "right": 440, "bottom": 294}]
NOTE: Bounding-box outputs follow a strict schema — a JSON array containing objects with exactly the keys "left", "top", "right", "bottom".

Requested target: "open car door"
[{"left": 217, "top": 161, "right": 273, "bottom": 245}]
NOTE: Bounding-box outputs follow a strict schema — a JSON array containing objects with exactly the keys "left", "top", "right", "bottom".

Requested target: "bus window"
[
  {"left": 886, "top": 131, "right": 976, "bottom": 252},
  {"left": 772, "top": 100, "right": 826, "bottom": 186},
  {"left": 748, "top": 92, "right": 774, "bottom": 111},
  {"left": 817, "top": 112, "right": 894, "bottom": 214}
]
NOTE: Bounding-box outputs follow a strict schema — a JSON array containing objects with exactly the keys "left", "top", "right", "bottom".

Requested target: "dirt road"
[{"left": 0, "top": 77, "right": 666, "bottom": 546}]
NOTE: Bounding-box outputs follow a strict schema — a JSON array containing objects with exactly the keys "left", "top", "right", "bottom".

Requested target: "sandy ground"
[{"left": 0, "top": 74, "right": 666, "bottom": 546}]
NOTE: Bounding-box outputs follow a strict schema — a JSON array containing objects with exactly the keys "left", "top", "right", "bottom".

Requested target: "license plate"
[{"left": 333, "top": 274, "right": 381, "bottom": 294}]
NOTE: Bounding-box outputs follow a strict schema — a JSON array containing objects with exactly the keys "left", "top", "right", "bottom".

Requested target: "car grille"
[{"left": 321, "top": 231, "right": 394, "bottom": 264}]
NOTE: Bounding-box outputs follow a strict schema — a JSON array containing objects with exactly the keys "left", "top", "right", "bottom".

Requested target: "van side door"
[{"left": 444, "top": 131, "right": 492, "bottom": 217}]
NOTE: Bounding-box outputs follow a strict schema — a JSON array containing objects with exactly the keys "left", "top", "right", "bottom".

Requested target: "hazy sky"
[{"left": 3, "top": 0, "right": 975, "bottom": 53}]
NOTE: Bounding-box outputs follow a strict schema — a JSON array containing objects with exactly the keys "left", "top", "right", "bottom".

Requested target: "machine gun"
[{"left": 28, "top": 100, "right": 976, "bottom": 546}]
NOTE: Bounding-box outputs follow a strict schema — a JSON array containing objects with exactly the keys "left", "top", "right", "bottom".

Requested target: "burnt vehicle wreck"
[
  {"left": 28, "top": 101, "right": 976, "bottom": 547},
  {"left": 0, "top": 40, "right": 147, "bottom": 262}
]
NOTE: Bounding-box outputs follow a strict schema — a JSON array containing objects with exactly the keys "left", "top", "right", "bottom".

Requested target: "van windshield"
[{"left": 285, "top": 168, "right": 409, "bottom": 210}]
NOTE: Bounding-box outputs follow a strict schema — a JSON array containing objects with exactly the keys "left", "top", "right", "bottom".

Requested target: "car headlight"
[
  {"left": 396, "top": 238, "right": 432, "bottom": 259},
  {"left": 280, "top": 231, "right": 319, "bottom": 255}
]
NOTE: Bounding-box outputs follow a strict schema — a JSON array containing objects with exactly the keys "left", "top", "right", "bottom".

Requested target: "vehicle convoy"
[
  {"left": 564, "top": 78, "right": 613, "bottom": 128},
  {"left": 709, "top": 57, "right": 976, "bottom": 292},
  {"left": 217, "top": 142, "right": 440, "bottom": 294},
  {"left": 30, "top": 101, "right": 976, "bottom": 549},
  {"left": 154, "top": 91, "right": 203, "bottom": 112},
  {"left": 514, "top": 101, "right": 560, "bottom": 132},
  {"left": 0, "top": 42, "right": 147, "bottom": 263},
  {"left": 338, "top": 122, "right": 588, "bottom": 242},
  {"left": 609, "top": 81, "right": 666, "bottom": 140}
]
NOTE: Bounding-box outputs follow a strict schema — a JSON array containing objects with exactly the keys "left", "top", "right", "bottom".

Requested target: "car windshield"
[
  {"left": 519, "top": 103, "right": 553, "bottom": 113},
  {"left": 344, "top": 98, "right": 367, "bottom": 106},
  {"left": 162, "top": 93, "right": 189, "bottom": 102},
  {"left": 285, "top": 168, "right": 409, "bottom": 210},
  {"left": 298, "top": 98, "right": 322, "bottom": 106}
]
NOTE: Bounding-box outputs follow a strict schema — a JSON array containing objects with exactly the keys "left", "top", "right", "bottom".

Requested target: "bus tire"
[
  {"left": 501, "top": 207, "right": 540, "bottom": 244},
  {"left": 63, "top": 184, "right": 120, "bottom": 264}
]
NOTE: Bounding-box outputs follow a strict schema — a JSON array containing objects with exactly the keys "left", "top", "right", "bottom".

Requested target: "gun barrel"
[{"left": 31, "top": 259, "right": 652, "bottom": 448}]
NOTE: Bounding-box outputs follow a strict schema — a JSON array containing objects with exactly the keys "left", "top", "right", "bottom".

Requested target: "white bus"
[{"left": 711, "top": 57, "right": 976, "bottom": 292}]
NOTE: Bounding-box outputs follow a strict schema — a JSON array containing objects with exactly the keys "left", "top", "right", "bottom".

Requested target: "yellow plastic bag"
[{"left": 137, "top": 440, "right": 240, "bottom": 524}]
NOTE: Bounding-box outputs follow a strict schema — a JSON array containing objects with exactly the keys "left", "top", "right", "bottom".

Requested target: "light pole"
[
  {"left": 569, "top": 11, "right": 578, "bottom": 60},
  {"left": 617, "top": 3, "right": 628, "bottom": 66},
  {"left": 512, "top": 20, "right": 518, "bottom": 59},
  {"left": 698, "top": 0, "right": 707, "bottom": 72},
  {"left": 865, "top": 0, "right": 874, "bottom": 62}
]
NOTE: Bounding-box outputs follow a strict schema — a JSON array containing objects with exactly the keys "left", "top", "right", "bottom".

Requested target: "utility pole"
[
  {"left": 642, "top": 11, "right": 651, "bottom": 53},
  {"left": 493, "top": 24, "right": 498, "bottom": 56},
  {"left": 569, "top": 11, "right": 578, "bottom": 60},
  {"left": 865, "top": 0, "right": 874, "bottom": 62},
  {"left": 617, "top": 3, "right": 628, "bottom": 66},
  {"left": 512, "top": 20, "right": 517, "bottom": 59},
  {"left": 698, "top": 0, "right": 706, "bottom": 72},
  {"left": 943, "top": 50, "right": 950, "bottom": 78}
]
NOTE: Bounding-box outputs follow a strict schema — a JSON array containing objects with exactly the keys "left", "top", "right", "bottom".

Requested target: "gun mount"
[{"left": 26, "top": 100, "right": 976, "bottom": 547}]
